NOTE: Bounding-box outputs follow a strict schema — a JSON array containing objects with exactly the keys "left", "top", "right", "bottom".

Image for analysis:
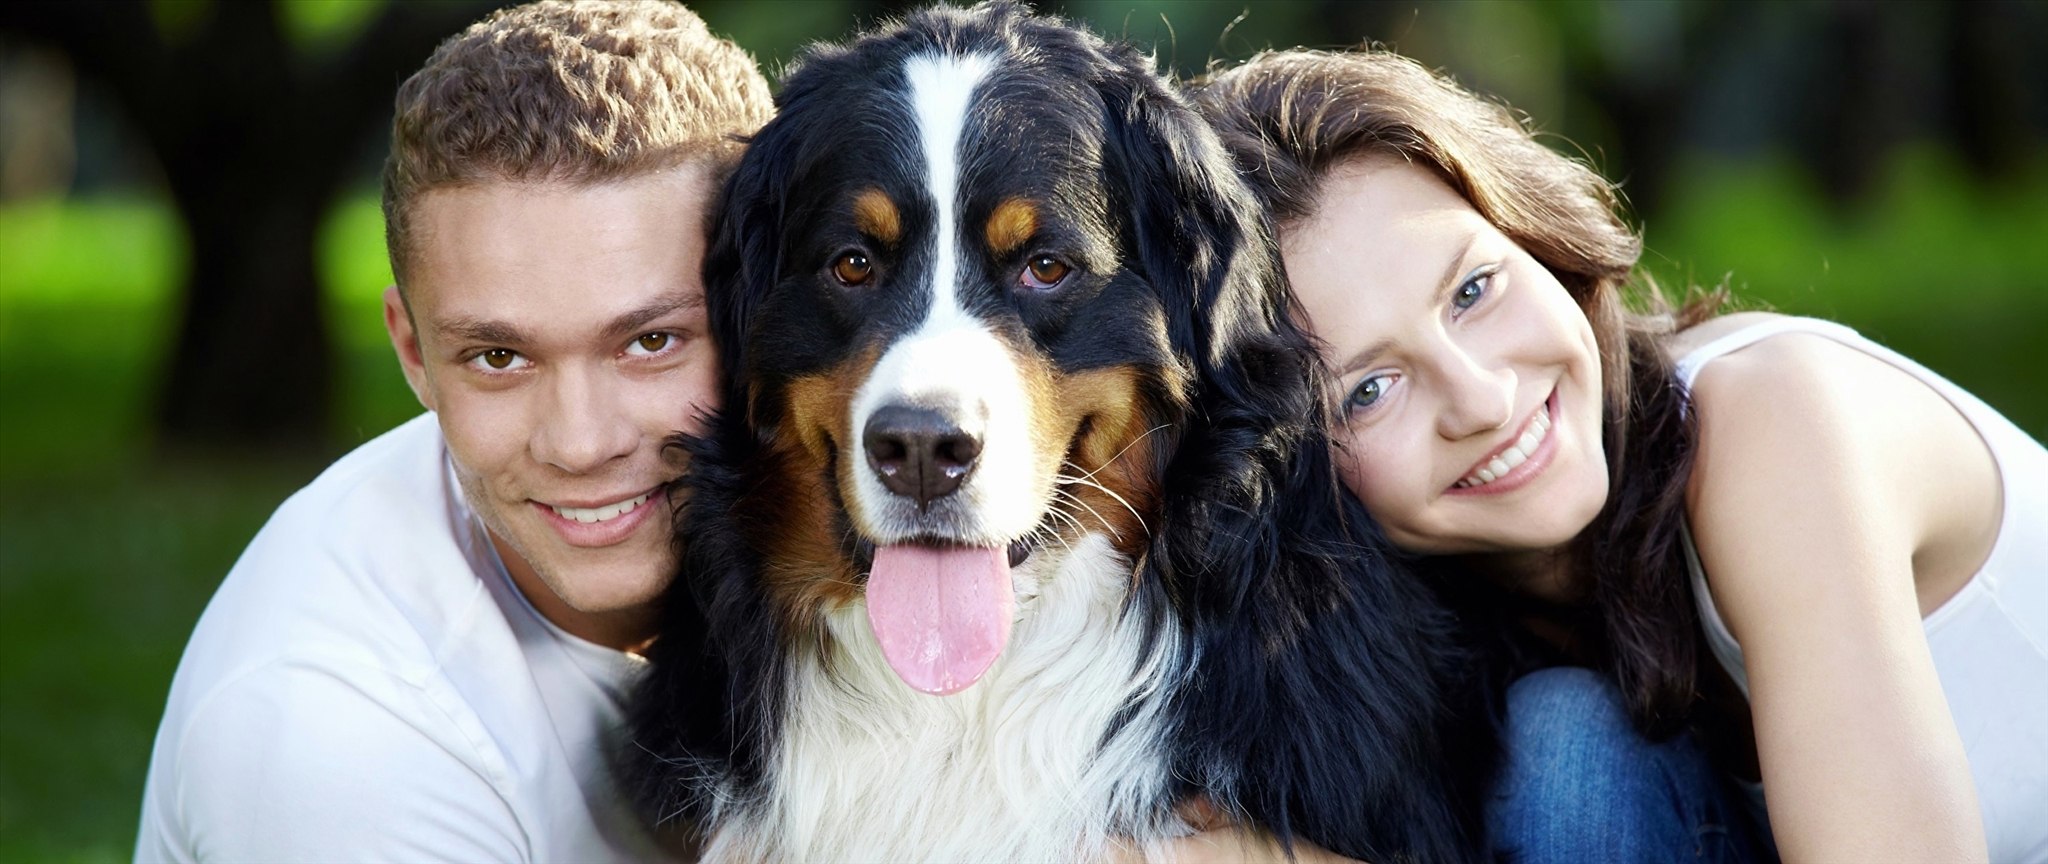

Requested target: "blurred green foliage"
[{"left": 1642, "top": 147, "right": 2048, "bottom": 438}]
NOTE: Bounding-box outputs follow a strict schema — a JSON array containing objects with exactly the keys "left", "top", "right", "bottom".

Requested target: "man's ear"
[{"left": 383, "top": 284, "right": 436, "bottom": 412}]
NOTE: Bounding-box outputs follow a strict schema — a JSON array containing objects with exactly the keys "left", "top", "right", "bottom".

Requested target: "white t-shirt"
[{"left": 134, "top": 413, "right": 673, "bottom": 862}]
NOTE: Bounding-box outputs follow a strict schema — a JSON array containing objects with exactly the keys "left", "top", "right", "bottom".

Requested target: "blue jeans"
[{"left": 1488, "top": 667, "right": 1775, "bottom": 864}]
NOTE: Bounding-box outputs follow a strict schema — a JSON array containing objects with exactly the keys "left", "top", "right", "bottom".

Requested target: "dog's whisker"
[
  {"left": 1055, "top": 471, "right": 1148, "bottom": 535},
  {"left": 1040, "top": 499, "right": 1089, "bottom": 547},
  {"left": 1050, "top": 486, "right": 1124, "bottom": 542},
  {"left": 1056, "top": 485, "right": 1122, "bottom": 540},
  {"left": 1032, "top": 516, "right": 1078, "bottom": 556},
  {"left": 1066, "top": 423, "right": 1174, "bottom": 486},
  {"left": 1036, "top": 498, "right": 1084, "bottom": 540},
  {"left": 1056, "top": 479, "right": 1138, "bottom": 532}
]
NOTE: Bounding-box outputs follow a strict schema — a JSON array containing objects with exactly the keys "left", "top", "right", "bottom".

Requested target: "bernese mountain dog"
[{"left": 627, "top": 3, "right": 1495, "bottom": 860}]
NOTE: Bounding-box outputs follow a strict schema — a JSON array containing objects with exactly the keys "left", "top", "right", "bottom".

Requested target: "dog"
[{"left": 627, "top": 4, "right": 1495, "bottom": 861}]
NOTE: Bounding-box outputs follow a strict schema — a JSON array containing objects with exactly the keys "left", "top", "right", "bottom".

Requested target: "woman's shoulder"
[
  {"left": 1661, "top": 310, "right": 1789, "bottom": 365},
  {"left": 1680, "top": 312, "right": 1970, "bottom": 474},
  {"left": 1666, "top": 312, "right": 1928, "bottom": 421},
  {"left": 1677, "top": 314, "right": 2001, "bottom": 607}
]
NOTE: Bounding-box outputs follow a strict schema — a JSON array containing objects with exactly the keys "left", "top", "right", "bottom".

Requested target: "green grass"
[
  {"left": 0, "top": 463, "right": 315, "bottom": 863},
  {"left": 0, "top": 148, "right": 2043, "bottom": 861}
]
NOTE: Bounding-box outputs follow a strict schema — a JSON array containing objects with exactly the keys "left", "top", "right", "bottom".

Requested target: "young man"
[{"left": 133, "top": 3, "right": 771, "bottom": 859}]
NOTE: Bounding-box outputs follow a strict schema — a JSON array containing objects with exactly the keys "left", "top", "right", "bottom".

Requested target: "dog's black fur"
[{"left": 626, "top": 4, "right": 1498, "bottom": 860}]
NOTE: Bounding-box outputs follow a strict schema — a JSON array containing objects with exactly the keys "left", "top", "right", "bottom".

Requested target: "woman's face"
[{"left": 1282, "top": 156, "right": 1609, "bottom": 556}]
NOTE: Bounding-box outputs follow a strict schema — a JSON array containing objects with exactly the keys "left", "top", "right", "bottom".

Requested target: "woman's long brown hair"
[{"left": 1194, "top": 48, "right": 1723, "bottom": 738}]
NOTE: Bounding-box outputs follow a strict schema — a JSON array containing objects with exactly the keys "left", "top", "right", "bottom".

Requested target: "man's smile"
[{"left": 532, "top": 483, "right": 667, "bottom": 546}]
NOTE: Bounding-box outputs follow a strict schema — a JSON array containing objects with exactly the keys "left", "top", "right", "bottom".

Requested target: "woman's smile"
[{"left": 1447, "top": 388, "right": 1558, "bottom": 495}]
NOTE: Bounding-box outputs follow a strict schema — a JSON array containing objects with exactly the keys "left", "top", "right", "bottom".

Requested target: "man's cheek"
[
  {"left": 440, "top": 388, "right": 534, "bottom": 476},
  {"left": 647, "top": 356, "right": 722, "bottom": 436}
]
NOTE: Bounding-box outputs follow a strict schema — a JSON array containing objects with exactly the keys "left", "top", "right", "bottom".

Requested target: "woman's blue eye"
[
  {"left": 1347, "top": 373, "right": 1394, "bottom": 411},
  {"left": 1452, "top": 272, "right": 1490, "bottom": 311}
]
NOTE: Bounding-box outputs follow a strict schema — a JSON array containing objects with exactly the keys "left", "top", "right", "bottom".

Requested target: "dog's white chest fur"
[{"left": 706, "top": 534, "right": 1187, "bottom": 862}]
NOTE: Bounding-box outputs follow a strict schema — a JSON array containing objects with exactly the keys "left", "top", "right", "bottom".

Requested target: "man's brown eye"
[
  {"left": 636, "top": 333, "right": 671, "bottom": 353},
  {"left": 1023, "top": 254, "right": 1070, "bottom": 289},
  {"left": 483, "top": 349, "right": 517, "bottom": 369},
  {"left": 832, "top": 251, "right": 873, "bottom": 286}
]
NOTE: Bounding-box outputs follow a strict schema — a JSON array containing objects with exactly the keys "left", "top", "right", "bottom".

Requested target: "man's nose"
[
  {"left": 1434, "top": 348, "right": 1517, "bottom": 441},
  {"left": 532, "top": 367, "right": 638, "bottom": 473}
]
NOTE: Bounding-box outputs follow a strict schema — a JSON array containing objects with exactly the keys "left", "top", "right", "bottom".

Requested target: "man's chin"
[
  {"left": 515, "top": 554, "right": 672, "bottom": 648},
  {"left": 529, "top": 550, "right": 675, "bottom": 612},
  {"left": 486, "top": 517, "right": 673, "bottom": 615}
]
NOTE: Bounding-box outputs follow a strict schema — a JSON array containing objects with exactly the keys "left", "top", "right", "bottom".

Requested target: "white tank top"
[{"left": 1675, "top": 316, "right": 2048, "bottom": 862}]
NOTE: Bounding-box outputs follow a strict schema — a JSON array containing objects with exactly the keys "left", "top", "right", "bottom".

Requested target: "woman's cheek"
[
  {"left": 1334, "top": 428, "right": 1409, "bottom": 521},
  {"left": 1340, "top": 424, "right": 1454, "bottom": 553}
]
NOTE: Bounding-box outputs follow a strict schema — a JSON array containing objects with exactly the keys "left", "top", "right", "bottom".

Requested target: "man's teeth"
[
  {"left": 1456, "top": 409, "right": 1552, "bottom": 489},
  {"left": 551, "top": 491, "right": 651, "bottom": 524}
]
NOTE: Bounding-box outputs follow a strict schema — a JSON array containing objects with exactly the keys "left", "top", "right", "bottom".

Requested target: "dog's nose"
[{"left": 863, "top": 404, "right": 981, "bottom": 506}]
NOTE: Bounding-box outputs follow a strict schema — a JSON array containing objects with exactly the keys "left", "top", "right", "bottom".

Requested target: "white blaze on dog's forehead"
[
  {"left": 842, "top": 51, "right": 1041, "bottom": 546},
  {"left": 904, "top": 50, "right": 994, "bottom": 324}
]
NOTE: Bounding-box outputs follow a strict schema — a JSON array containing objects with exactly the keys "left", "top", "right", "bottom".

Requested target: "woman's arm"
[{"left": 1686, "top": 333, "right": 1994, "bottom": 862}]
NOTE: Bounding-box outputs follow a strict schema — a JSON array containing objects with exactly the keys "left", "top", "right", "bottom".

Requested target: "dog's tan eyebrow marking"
[
  {"left": 852, "top": 188, "right": 901, "bottom": 246},
  {"left": 985, "top": 197, "right": 1038, "bottom": 258}
]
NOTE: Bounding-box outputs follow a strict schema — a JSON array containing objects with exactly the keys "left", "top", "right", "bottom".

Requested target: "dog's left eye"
[
  {"left": 1020, "top": 254, "right": 1071, "bottom": 290},
  {"left": 832, "top": 251, "right": 874, "bottom": 286}
]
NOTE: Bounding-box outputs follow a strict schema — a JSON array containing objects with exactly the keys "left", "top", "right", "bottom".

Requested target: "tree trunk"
[
  {"left": 156, "top": 181, "right": 332, "bottom": 448},
  {"left": 1, "top": 0, "right": 487, "bottom": 453}
]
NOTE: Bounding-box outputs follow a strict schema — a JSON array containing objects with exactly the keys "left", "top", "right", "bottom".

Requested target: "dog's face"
[{"left": 704, "top": 4, "right": 1272, "bottom": 695}]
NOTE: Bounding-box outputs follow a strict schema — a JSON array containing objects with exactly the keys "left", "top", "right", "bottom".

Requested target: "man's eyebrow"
[
  {"left": 437, "top": 317, "right": 530, "bottom": 347},
  {"left": 432, "top": 291, "right": 703, "bottom": 348},
  {"left": 600, "top": 289, "right": 705, "bottom": 341}
]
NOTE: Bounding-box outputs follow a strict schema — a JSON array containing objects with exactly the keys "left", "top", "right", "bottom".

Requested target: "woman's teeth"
[
  {"left": 551, "top": 491, "right": 652, "bottom": 524},
  {"left": 1455, "top": 408, "right": 1551, "bottom": 489}
]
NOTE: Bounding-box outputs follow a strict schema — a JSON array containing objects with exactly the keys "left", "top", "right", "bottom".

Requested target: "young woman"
[{"left": 1196, "top": 50, "right": 2047, "bottom": 862}]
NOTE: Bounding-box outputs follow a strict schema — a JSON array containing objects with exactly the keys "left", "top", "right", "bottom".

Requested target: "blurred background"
[{"left": 1, "top": 0, "right": 2043, "bottom": 858}]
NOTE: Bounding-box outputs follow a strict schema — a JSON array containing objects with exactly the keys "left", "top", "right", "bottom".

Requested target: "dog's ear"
[
  {"left": 704, "top": 63, "right": 861, "bottom": 430},
  {"left": 1097, "top": 66, "right": 1283, "bottom": 388},
  {"left": 1093, "top": 55, "right": 1337, "bottom": 600},
  {"left": 702, "top": 133, "right": 784, "bottom": 426}
]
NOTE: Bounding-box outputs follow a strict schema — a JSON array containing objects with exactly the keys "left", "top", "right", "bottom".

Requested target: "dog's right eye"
[
  {"left": 831, "top": 251, "right": 874, "bottom": 286},
  {"left": 1021, "top": 254, "right": 1071, "bottom": 291}
]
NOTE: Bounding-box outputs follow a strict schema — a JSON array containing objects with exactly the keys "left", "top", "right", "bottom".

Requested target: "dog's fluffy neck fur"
[{"left": 709, "top": 533, "right": 1189, "bottom": 862}]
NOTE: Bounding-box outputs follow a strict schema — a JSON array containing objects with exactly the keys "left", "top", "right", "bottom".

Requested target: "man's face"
[{"left": 385, "top": 168, "right": 717, "bottom": 648}]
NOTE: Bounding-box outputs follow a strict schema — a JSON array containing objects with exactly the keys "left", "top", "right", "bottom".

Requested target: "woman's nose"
[{"left": 1434, "top": 348, "right": 1517, "bottom": 441}]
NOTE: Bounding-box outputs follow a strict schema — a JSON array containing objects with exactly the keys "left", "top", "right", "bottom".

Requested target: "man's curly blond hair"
[{"left": 382, "top": 0, "right": 771, "bottom": 286}]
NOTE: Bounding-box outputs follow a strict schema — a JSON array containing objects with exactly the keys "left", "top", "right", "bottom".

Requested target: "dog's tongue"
[{"left": 865, "top": 544, "right": 1013, "bottom": 695}]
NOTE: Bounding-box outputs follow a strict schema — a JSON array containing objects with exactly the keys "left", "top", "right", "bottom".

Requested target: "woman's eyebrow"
[
  {"left": 1336, "top": 336, "right": 1394, "bottom": 378},
  {"left": 1333, "top": 232, "right": 1483, "bottom": 378},
  {"left": 1435, "top": 233, "right": 1481, "bottom": 304}
]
